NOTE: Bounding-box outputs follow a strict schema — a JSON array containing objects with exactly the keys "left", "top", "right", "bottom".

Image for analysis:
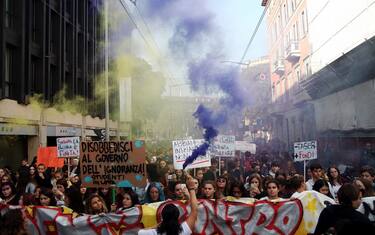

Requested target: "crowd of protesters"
[{"left": 1, "top": 151, "right": 375, "bottom": 234}]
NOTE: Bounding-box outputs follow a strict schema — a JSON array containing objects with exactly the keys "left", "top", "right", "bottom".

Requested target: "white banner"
[
  {"left": 56, "top": 137, "right": 80, "bottom": 158},
  {"left": 235, "top": 141, "right": 256, "bottom": 154},
  {"left": 172, "top": 139, "right": 211, "bottom": 169},
  {"left": 210, "top": 135, "right": 235, "bottom": 157},
  {"left": 293, "top": 140, "right": 317, "bottom": 162}
]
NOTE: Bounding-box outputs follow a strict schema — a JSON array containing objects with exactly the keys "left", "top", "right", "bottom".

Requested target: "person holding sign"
[{"left": 138, "top": 176, "right": 198, "bottom": 235}]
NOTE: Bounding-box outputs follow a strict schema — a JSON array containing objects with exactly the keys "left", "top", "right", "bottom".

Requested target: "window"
[
  {"left": 5, "top": 0, "right": 14, "bottom": 28},
  {"left": 301, "top": 10, "right": 309, "bottom": 35},
  {"left": 4, "top": 47, "right": 12, "bottom": 97}
]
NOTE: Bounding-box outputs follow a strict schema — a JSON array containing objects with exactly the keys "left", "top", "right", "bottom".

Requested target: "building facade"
[
  {"left": 262, "top": 0, "right": 375, "bottom": 166},
  {"left": 0, "top": 0, "right": 119, "bottom": 167}
]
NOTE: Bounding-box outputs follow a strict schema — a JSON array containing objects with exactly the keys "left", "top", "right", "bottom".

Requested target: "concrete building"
[
  {"left": 0, "top": 0, "right": 119, "bottom": 167},
  {"left": 262, "top": 0, "right": 375, "bottom": 165}
]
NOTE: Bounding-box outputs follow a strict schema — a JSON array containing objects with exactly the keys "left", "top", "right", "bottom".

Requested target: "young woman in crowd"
[
  {"left": 85, "top": 194, "right": 108, "bottom": 215},
  {"left": 0, "top": 208, "right": 28, "bottom": 235},
  {"left": 215, "top": 175, "right": 229, "bottom": 199},
  {"left": 25, "top": 165, "right": 38, "bottom": 193},
  {"left": 0, "top": 182, "right": 19, "bottom": 205},
  {"left": 247, "top": 174, "right": 266, "bottom": 199},
  {"left": 117, "top": 188, "right": 140, "bottom": 211},
  {"left": 327, "top": 166, "right": 343, "bottom": 199},
  {"left": 138, "top": 176, "right": 198, "bottom": 235},
  {"left": 144, "top": 183, "right": 165, "bottom": 204},
  {"left": 39, "top": 187, "right": 57, "bottom": 206},
  {"left": 261, "top": 179, "right": 284, "bottom": 201},
  {"left": 53, "top": 179, "right": 68, "bottom": 206},
  {"left": 313, "top": 179, "right": 334, "bottom": 199},
  {"left": 229, "top": 182, "right": 246, "bottom": 199},
  {"left": 201, "top": 181, "right": 216, "bottom": 200}
]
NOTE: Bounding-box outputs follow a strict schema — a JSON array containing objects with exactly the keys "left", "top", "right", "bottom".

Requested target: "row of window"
[
  {"left": 272, "top": 57, "right": 311, "bottom": 102},
  {"left": 271, "top": 1, "right": 308, "bottom": 44}
]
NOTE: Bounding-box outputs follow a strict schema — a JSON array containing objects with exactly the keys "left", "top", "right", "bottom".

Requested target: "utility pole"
[{"left": 105, "top": 0, "right": 110, "bottom": 141}]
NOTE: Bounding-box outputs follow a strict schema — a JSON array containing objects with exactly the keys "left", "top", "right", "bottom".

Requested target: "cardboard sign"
[
  {"left": 80, "top": 141, "right": 147, "bottom": 188},
  {"left": 56, "top": 137, "right": 80, "bottom": 157},
  {"left": 294, "top": 140, "right": 317, "bottom": 162},
  {"left": 235, "top": 141, "right": 256, "bottom": 154},
  {"left": 210, "top": 135, "right": 236, "bottom": 157},
  {"left": 37, "top": 147, "right": 64, "bottom": 168},
  {"left": 172, "top": 139, "right": 211, "bottom": 169}
]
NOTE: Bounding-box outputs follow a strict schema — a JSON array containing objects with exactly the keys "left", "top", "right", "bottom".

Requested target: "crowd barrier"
[{"left": 1, "top": 191, "right": 375, "bottom": 235}]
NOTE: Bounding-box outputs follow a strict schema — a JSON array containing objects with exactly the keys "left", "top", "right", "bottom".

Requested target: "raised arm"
[{"left": 185, "top": 176, "right": 198, "bottom": 232}]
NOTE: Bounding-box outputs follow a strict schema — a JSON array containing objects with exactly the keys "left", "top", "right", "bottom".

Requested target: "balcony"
[
  {"left": 273, "top": 58, "right": 285, "bottom": 75},
  {"left": 285, "top": 41, "right": 300, "bottom": 62}
]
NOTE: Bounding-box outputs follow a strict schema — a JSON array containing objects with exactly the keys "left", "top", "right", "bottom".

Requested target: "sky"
[
  {"left": 207, "top": 0, "right": 267, "bottom": 62},
  {"left": 110, "top": 0, "right": 268, "bottom": 95}
]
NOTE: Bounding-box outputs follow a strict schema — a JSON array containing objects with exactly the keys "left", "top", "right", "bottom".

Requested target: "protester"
[
  {"left": 201, "top": 181, "right": 216, "bottom": 199},
  {"left": 353, "top": 178, "right": 375, "bottom": 197},
  {"left": 313, "top": 179, "right": 334, "bottom": 199},
  {"left": 39, "top": 188, "right": 57, "bottom": 206},
  {"left": 1, "top": 182, "right": 19, "bottom": 205},
  {"left": 327, "top": 166, "right": 343, "bottom": 199},
  {"left": 360, "top": 165, "right": 375, "bottom": 190},
  {"left": 247, "top": 174, "right": 266, "bottom": 199},
  {"left": 25, "top": 165, "right": 37, "bottom": 194},
  {"left": 229, "top": 182, "right": 246, "bottom": 199},
  {"left": 138, "top": 176, "right": 198, "bottom": 235},
  {"left": 85, "top": 194, "right": 108, "bottom": 215},
  {"left": 215, "top": 175, "right": 229, "bottom": 199},
  {"left": 0, "top": 208, "right": 28, "bottom": 235},
  {"left": 144, "top": 183, "right": 165, "bottom": 204},
  {"left": 314, "top": 183, "right": 375, "bottom": 235},
  {"left": 117, "top": 188, "right": 140, "bottom": 211},
  {"left": 261, "top": 179, "right": 284, "bottom": 201}
]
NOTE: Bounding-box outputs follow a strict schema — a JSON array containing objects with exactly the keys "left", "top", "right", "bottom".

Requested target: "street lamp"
[{"left": 220, "top": 60, "right": 249, "bottom": 66}]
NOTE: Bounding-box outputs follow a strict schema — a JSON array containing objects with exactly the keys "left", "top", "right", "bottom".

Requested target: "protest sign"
[
  {"left": 209, "top": 135, "right": 235, "bottom": 157},
  {"left": 56, "top": 137, "right": 80, "bottom": 157},
  {"left": 235, "top": 141, "right": 256, "bottom": 154},
  {"left": 293, "top": 140, "right": 317, "bottom": 162},
  {"left": 80, "top": 141, "right": 147, "bottom": 188},
  {"left": 37, "top": 147, "right": 64, "bottom": 168},
  {"left": 172, "top": 139, "right": 211, "bottom": 169},
  {"left": 5, "top": 191, "right": 363, "bottom": 235}
]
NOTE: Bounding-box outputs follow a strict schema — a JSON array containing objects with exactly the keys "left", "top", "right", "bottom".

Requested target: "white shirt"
[{"left": 138, "top": 221, "right": 192, "bottom": 235}]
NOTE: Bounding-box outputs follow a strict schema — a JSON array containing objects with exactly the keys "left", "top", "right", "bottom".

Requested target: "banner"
[
  {"left": 235, "top": 141, "right": 256, "bottom": 154},
  {"left": 37, "top": 147, "right": 64, "bottom": 168},
  {"left": 293, "top": 140, "right": 317, "bottom": 162},
  {"left": 57, "top": 137, "right": 80, "bottom": 158},
  {"left": 209, "top": 135, "right": 236, "bottom": 157},
  {"left": 172, "top": 139, "right": 211, "bottom": 169},
  {"left": 1, "top": 191, "right": 361, "bottom": 235},
  {"left": 80, "top": 141, "right": 147, "bottom": 188}
]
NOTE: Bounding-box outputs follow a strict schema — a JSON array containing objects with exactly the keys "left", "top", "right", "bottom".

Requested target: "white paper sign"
[
  {"left": 210, "top": 135, "right": 236, "bottom": 157},
  {"left": 235, "top": 141, "right": 256, "bottom": 154},
  {"left": 293, "top": 140, "right": 317, "bottom": 162},
  {"left": 57, "top": 137, "right": 80, "bottom": 157},
  {"left": 172, "top": 139, "right": 211, "bottom": 170}
]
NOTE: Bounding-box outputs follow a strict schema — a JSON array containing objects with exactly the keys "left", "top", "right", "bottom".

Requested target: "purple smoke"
[{"left": 183, "top": 58, "right": 247, "bottom": 169}]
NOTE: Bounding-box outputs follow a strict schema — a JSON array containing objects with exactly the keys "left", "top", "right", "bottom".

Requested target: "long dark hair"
[{"left": 157, "top": 204, "right": 182, "bottom": 235}]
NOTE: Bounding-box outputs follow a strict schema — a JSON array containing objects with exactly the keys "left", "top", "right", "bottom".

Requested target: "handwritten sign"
[
  {"left": 294, "top": 140, "right": 317, "bottom": 162},
  {"left": 235, "top": 141, "right": 256, "bottom": 154},
  {"left": 37, "top": 147, "right": 64, "bottom": 168},
  {"left": 56, "top": 137, "right": 80, "bottom": 157},
  {"left": 172, "top": 139, "right": 211, "bottom": 169},
  {"left": 80, "top": 141, "right": 147, "bottom": 188},
  {"left": 209, "top": 135, "right": 235, "bottom": 157}
]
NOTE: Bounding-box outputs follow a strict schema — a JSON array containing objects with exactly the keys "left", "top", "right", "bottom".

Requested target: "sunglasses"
[{"left": 217, "top": 179, "right": 226, "bottom": 182}]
